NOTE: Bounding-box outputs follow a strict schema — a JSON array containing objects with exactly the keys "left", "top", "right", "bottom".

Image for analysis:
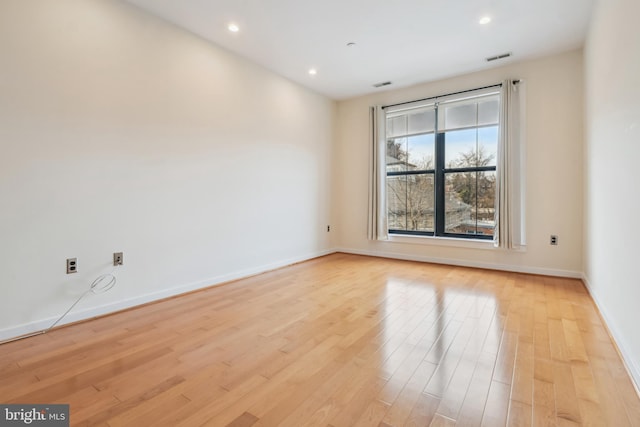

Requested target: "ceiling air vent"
[
  {"left": 373, "top": 81, "right": 392, "bottom": 88},
  {"left": 486, "top": 52, "right": 512, "bottom": 62}
]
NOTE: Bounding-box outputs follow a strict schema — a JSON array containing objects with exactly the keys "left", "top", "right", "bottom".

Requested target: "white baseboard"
[
  {"left": 0, "top": 249, "right": 335, "bottom": 343},
  {"left": 335, "top": 247, "right": 583, "bottom": 278},
  {"left": 581, "top": 273, "right": 640, "bottom": 396}
]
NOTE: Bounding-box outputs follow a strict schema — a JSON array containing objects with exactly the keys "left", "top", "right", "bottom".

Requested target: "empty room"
[{"left": 1, "top": 0, "right": 639, "bottom": 426}]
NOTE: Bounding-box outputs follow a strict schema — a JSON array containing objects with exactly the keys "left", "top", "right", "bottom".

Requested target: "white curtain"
[
  {"left": 367, "top": 106, "right": 388, "bottom": 241},
  {"left": 495, "top": 79, "right": 526, "bottom": 249}
]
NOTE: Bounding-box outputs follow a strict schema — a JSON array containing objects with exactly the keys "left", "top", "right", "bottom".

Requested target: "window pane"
[
  {"left": 407, "top": 134, "right": 434, "bottom": 170},
  {"left": 387, "top": 173, "right": 434, "bottom": 232},
  {"left": 445, "top": 129, "right": 477, "bottom": 168},
  {"left": 445, "top": 127, "right": 498, "bottom": 168},
  {"left": 387, "top": 175, "right": 407, "bottom": 230},
  {"left": 445, "top": 172, "right": 476, "bottom": 234},
  {"left": 478, "top": 99, "right": 499, "bottom": 125},
  {"left": 386, "top": 137, "right": 407, "bottom": 172},
  {"left": 386, "top": 115, "right": 407, "bottom": 138},
  {"left": 478, "top": 126, "right": 498, "bottom": 167},
  {"left": 476, "top": 171, "right": 496, "bottom": 236},
  {"left": 408, "top": 109, "right": 435, "bottom": 134},
  {"left": 406, "top": 174, "right": 434, "bottom": 232},
  {"left": 444, "top": 171, "right": 496, "bottom": 236},
  {"left": 444, "top": 103, "right": 477, "bottom": 130}
]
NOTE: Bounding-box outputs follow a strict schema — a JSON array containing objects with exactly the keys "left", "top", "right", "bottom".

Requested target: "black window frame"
[{"left": 386, "top": 94, "right": 499, "bottom": 241}]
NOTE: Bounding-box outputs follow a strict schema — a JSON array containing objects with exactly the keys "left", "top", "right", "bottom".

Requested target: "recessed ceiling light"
[
  {"left": 479, "top": 16, "right": 491, "bottom": 25},
  {"left": 347, "top": 42, "right": 356, "bottom": 47},
  {"left": 308, "top": 68, "right": 317, "bottom": 76},
  {"left": 228, "top": 23, "right": 239, "bottom": 32}
]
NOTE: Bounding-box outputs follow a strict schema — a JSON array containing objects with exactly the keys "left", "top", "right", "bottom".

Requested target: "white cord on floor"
[{"left": 44, "top": 271, "right": 117, "bottom": 333}]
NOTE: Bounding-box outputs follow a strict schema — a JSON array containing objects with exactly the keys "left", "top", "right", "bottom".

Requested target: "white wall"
[
  {"left": 334, "top": 51, "right": 584, "bottom": 277},
  {"left": 0, "top": 0, "right": 335, "bottom": 340},
  {"left": 584, "top": 0, "right": 640, "bottom": 386}
]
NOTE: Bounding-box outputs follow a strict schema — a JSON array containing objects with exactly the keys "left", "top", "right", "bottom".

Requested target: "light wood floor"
[{"left": 1, "top": 253, "right": 639, "bottom": 426}]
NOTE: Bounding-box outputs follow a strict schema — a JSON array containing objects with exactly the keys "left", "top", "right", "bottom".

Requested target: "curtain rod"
[{"left": 382, "top": 80, "right": 520, "bottom": 110}]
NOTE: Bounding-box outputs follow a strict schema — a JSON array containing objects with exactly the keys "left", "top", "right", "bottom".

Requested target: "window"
[{"left": 385, "top": 89, "right": 500, "bottom": 239}]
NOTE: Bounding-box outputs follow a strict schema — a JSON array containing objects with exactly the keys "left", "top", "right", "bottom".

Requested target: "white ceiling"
[{"left": 125, "top": 0, "right": 595, "bottom": 100}]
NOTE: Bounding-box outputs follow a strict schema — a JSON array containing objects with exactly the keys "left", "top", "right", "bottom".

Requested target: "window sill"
[{"left": 386, "top": 233, "right": 496, "bottom": 250}]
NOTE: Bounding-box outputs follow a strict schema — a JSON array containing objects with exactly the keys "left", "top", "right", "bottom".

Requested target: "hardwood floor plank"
[
  {"left": 428, "top": 413, "right": 457, "bottom": 426},
  {"left": 569, "top": 360, "right": 599, "bottom": 404},
  {"left": 576, "top": 398, "right": 606, "bottom": 427},
  {"left": 481, "top": 380, "right": 511, "bottom": 427},
  {"left": 404, "top": 393, "right": 441, "bottom": 427},
  {"left": 435, "top": 301, "right": 497, "bottom": 420},
  {"left": 552, "top": 361, "right": 582, "bottom": 425},
  {"left": 511, "top": 341, "right": 534, "bottom": 405},
  {"left": 379, "top": 361, "right": 437, "bottom": 426},
  {"left": 78, "top": 377, "right": 199, "bottom": 426},
  {"left": 562, "top": 319, "right": 589, "bottom": 363},
  {"left": 352, "top": 399, "right": 390, "bottom": 427},
  {"left": 533, "top": 378, "right": 555, "bottom": 413},
  {"left": 492, "top": 330, "right": 517, "bottom": 385},
  {"left": 590, "top": 356, "right": 635, "bottom": 426},
  {"left": 225, "top": 411, "right": 259, "bottom": 427},
  {"left": 532, "top": 401, "right": 556, "bottom": 427},
  {"left": 326, "top": 375, "right": 388, "bottom": 427},
  {"left": 606, "top": 358, "right": 640, "bottom": 423},
  {"left": 548, "top": 318, "right": 568, "bottom": 362},
  {"left": 533, "top": 322, "right": 551, "bottom": 361},
  {"left": 507, "top": 400, "right": 533, "bottom": 427},
  {"left": 455, "top": 352, "right": 495, "bottom": 427},
  {"left": 8, "top": 345, "right": 174, "bottom": 404},
  {"left": 252, "top": 359, "right": 354, "bottom": 427}
]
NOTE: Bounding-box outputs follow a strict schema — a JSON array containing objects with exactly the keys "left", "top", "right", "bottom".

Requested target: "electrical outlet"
[
  {"left": 66, "top": 258, "right": 77, "bottom": 274},
  {"left": 113, "top": 252, "right": 123, "bottom": 266},
  {"left": 327, "top": 225, "right": 330, "bottom": 232},
  {"left": 550, "top": 235, "right": 558, "bottom": 245}
]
